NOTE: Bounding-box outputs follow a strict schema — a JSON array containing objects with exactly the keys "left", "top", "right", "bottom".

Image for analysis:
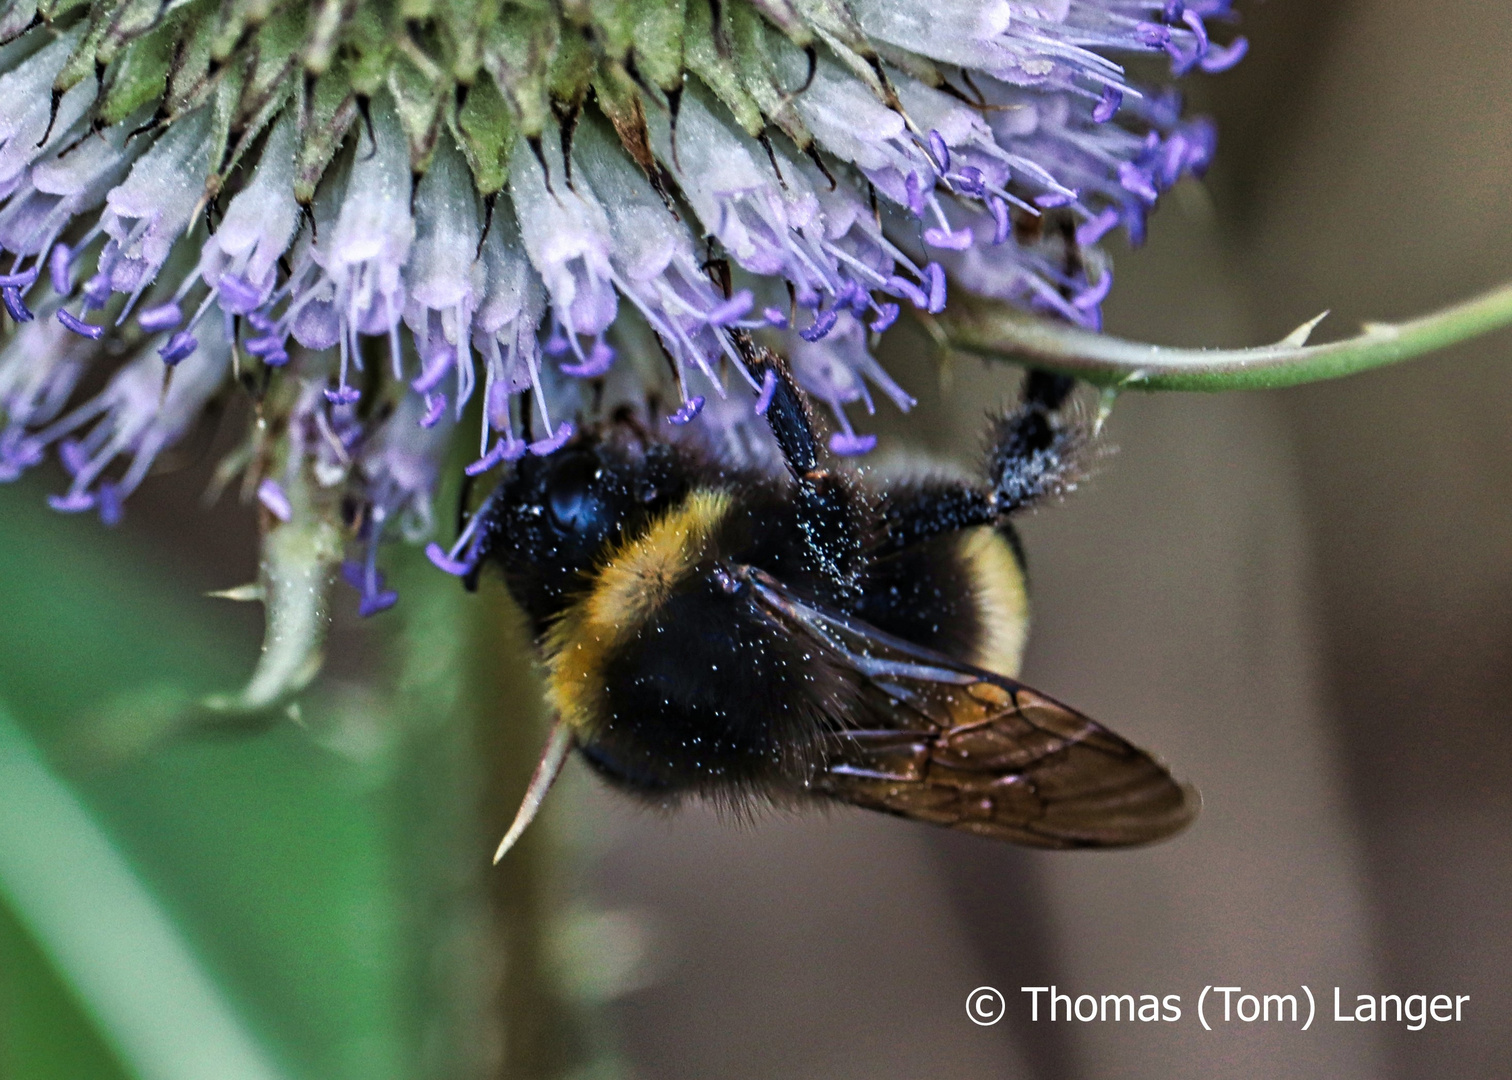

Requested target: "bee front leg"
[{"left": 744, "top": 341, "right": 870, "bottom": 601}]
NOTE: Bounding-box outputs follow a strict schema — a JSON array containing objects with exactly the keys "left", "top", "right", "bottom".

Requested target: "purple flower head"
[
  {"left": 510, "top": 137, "right": 618, "bottom": 349},
  {"left": 278, "top": 98, "right": 415, "bottom": 405},
  {"left": 787, "top": 311, "right": 915, "bottom": 453},
  {"left": 0, "top": 0, "right": 1241, "bottom": 629},
  {"left": 0, "top": 318, "right": 87, "bottom": 479},
  {"left": 403, "top": 138, "right": 484, "bottom": 425},
  {"left": 197, "top": 117, "right": 301, "bottom": 316},
  {"left": 338, "top": 393, "right": 450, "bottom": 613},
  {"left": 27, "top": 316, "right": 230, "bottom": 511},
  {"left": 96, "top": 109, "right": 216, "bottom": 307}
]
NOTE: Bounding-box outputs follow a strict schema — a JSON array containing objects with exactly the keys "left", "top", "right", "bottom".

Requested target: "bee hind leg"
[
  {"left": 984, "top": 370, "right": 1085, "bottom": 513},
  {"left": 875, "top": 371, "right": 1084, "bottom": 556}
]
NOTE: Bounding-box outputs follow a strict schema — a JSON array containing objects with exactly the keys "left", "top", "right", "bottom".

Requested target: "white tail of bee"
[{"left": 493, "top": 718, "right": 574, "bottom": 863}]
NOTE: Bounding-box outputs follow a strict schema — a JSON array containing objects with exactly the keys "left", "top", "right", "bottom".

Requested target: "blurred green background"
[{"left": 0, "top": 479, "right": 615, "bottom": 1080}]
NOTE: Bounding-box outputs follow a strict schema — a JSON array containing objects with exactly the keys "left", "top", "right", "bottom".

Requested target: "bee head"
[{"left": 479, "top": 435, "right": 688, "bottom": 627}]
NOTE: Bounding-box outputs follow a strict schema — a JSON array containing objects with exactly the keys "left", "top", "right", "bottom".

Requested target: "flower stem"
[
  {"left": 927, "top": 279, "right": 1512, "bottom": 391},
  {"left": 467, "top": 590, "right": 585, "bottom": 1080}
]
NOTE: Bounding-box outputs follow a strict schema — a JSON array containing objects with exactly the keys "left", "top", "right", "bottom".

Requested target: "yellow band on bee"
[
  {"left": 544, "top": 488, "right": 734, "bottom": 733},
  {"left": 959, "top": 526, "right": 1030, "bottom": 679}
]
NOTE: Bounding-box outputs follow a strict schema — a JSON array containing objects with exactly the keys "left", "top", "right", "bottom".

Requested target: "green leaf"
[
  {"left": 455, "top": 74, "right": 515, "bottom": 195},
  {"left": 0, "top": 485, "right": 441, "bottom": 1080},
  {"left": 0, "top": 900, "right": 132, "bottom": 1080},
  {"left": 0, "top": 476, "right": 589, "bottom": 1080},
  {"left": 0, "top": 708, "right": 292, "bottom": 1080},
  {"left": 625, "top": 0, "right": 685, "bottom": 91}
]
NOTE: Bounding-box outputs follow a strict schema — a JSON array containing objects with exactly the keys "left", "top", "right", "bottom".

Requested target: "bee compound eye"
[{"left": 546, "top": 452, "right": 596, "bottom": 531}]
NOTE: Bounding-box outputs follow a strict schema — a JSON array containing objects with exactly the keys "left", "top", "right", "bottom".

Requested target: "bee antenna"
[{"left": 493, "top": 718, "right": 574, "bottom": 863}]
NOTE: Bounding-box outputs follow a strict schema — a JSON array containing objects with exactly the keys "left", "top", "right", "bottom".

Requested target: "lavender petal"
[
  {"left": 425, "top": 542, "right": 476, "bottom": 576},
  {"left": 56, "top": 309, "right": 102, "bottom": 339},
  {"left": 528, "top": 421, "right": 573, "bottom": 456},
  {"left": 829, "top": 432, "right": 877, "bottom": 457},
  {"left": 667, "top": 396, "right": 706, "bottom": 426},
  {"left": 257, "top": 477, "right": 293, "bottom": 521}
]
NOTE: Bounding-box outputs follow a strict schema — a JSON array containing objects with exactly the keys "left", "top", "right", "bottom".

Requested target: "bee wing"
[{"left": 744, "top": 570, "right": 1197, "bottom": 848}]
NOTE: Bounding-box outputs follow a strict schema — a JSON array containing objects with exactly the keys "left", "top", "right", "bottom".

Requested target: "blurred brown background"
[
  {"left": 584, "top": 2, "right": 1512, "bottom": 1078},
  {"left": 106, "top": 1, "right": 1512, "bottom": 1077}
]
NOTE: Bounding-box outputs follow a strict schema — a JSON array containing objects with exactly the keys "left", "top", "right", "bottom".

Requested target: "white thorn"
[
  {"left": 493, "top": 718, "right": 574, "bottom": 863},
  {"left": 1276, "top": 310, "right": 1329, "bottom": 348},
  {"left": 206, "top": 583, "right": 265, "bottom": 602},
  {"left": 1094, "top": 385, "right": 1119, "bottom": 436}
]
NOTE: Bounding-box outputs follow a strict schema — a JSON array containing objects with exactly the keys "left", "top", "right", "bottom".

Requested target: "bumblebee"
[{"left": 470, "top": 353, "right": 1195, "bottom": 857}]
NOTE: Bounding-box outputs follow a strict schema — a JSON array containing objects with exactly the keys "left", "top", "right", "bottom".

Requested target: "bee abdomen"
[
  {"left": 541, "top": 486, "right": 838, "bottom": 795},
  {"left": 584, "top": 572, "right": 837, "bottom": 794}
]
